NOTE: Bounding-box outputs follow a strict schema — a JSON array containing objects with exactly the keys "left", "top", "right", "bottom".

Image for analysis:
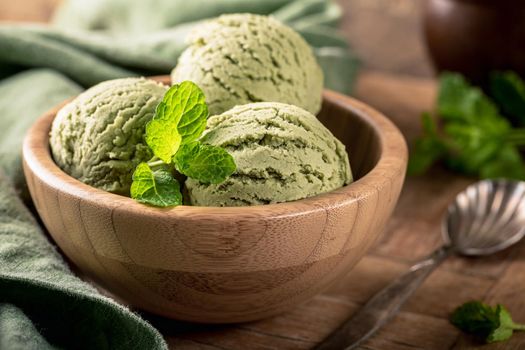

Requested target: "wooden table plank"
[
  {"left": 361, "top": 311, "right": 458, "bottom": 350},
  {"left": 324, "top": 255, "right": 493, "bottom": 319},
  {"left": 167, "top": 339, "right": 227, "bottom": 350}
]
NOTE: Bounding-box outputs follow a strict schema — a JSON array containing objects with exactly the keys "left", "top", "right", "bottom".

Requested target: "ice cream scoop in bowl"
[{"left": 22, "top": 77, "right": 407, "bottom": 323}]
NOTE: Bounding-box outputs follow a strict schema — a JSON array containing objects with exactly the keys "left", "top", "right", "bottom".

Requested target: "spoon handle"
[{"left": 315, "top": 245, "right": 451, "bottom": 350}]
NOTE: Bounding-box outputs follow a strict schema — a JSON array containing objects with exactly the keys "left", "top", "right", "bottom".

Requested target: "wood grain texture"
[{"left": 22, "top": 83, "right": 408, "bottom": 323}]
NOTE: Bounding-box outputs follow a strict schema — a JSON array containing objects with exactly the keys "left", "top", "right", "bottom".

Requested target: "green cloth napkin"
[{"left": 0, "top": 0, "right": 359, "bottom": 349}]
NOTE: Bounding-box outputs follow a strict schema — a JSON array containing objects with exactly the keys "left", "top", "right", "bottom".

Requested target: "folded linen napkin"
[{"left": 0, "top": 0, "right": 359, "bottom": 348}]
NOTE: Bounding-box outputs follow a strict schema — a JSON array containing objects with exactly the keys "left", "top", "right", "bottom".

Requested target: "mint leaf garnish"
[
  {"left": 131, "top": 81, "right": 236, "bottom": 207},
  {"left": 130, "top": 163, "right": 182, "bottom": 207},
  {"left": 145, "top": 101, "right": 182, "bottom": 164},
  {"left": 176, "top": 82, "right": 208, "bottom": 144},
  {"left": 451, "top": 301, "right": 525, "bottom": 343},
  {"left": 174, "top": 141, "right": 236, "bottom": 184},
  {"left": 145, "top": 81, "right": 207, "bottom": 163}
]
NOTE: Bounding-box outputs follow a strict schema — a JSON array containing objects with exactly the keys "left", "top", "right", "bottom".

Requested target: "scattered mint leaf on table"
[
  {"left": 145, "top": 81, "right": 208, "bottom": 163},
  {"left": 451, "top": 301, "right": 525, "bottom": 343},
  {"left": 491, "top": 71, "right": 525, "bottom": 126},
  {"left": 131, "top": 81, "right": 236, "bottom": 207},
  {"left": 174, "top": 141, "right": 236, "bottom": 184},
  {"left": 130, "top": 163, "right": 182, "bottom": 207},
  {"left": 408, "top": 72, "right": 525, "bottom": 180}
]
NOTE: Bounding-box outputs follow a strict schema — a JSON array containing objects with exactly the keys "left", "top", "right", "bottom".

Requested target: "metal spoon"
[{"left": 316, "top": 179, "right": 525, "bottom": 350}]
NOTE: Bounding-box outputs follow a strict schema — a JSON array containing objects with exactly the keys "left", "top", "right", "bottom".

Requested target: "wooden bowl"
[{"left": 22, "top": 79, "right": 407, "bottom": 323}]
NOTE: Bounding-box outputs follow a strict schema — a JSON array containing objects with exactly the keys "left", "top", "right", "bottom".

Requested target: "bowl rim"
[{"left": 22, "top": 87, "right": 407, "bottom": 218}]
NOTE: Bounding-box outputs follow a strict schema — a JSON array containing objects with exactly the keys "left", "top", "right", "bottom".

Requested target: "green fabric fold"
[
  {"left": 0, "top": 304, "right": 52, "bottom": 350},
  {"left": 0, "top": 70, "right": 82, "bottom": 195},
  {"left": 0, "top": 0, "right": 359, "bottom": 348}
]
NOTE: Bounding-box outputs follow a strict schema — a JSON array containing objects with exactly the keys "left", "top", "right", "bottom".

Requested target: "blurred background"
[{"left": 0, "top": 0, "right": 433, "bottom": 78}]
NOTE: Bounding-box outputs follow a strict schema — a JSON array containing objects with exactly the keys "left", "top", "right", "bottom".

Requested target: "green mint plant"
[
  {"left": 408, "top": 72, "right": 525, "bottom": 180},
  {"left": 130, "top": 81, "right": 236, "bottom": 207},
  {"left": 451, "top": 301, "right": 525, "bottom": 343},
  {"left": 491, "top": 71, "right": 525, "bottom": 126}
]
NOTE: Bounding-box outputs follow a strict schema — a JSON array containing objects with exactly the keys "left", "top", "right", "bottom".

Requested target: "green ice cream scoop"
[
  {"left": 49, "top": 77, "right": 167, "bottom": 195},
  {"left": 171, "top": 14, "right": 324, "bottom": 116},
  {"left": 186, "top": 102, "right": 352, "bottom": 207}
]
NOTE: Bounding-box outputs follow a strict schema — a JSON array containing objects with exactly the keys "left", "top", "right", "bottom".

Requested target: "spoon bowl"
[{"left": 444, "top": 180, "right": 525, "bottom": 256}]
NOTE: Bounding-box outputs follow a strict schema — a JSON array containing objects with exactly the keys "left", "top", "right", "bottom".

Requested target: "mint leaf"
[
  {"left": 438, "top": 72, "right": 499, "bottom": 123},
  {"left": 174, "top": 141, "right": 236, "bottom": 184},
  {"left": 487, "top": 305, "right": 515, "bottom": 343},
  {"left": 145, "top": 101, "right": 182, "bottom": 164},
  {"left": 479, "top": 145, "right": 525, "bottom": 180},
  {"left": 490, "top": 71, "right": 525, "bottom": 125},
  {"left": 451, "top": 301, "right": 525, "bottom": 343},
  {"left": 145, "top": 81, "right": 207, "bottom": 163},
  {"left": 407, "top": 113, "right": 447, "bottom": 175},
  {"left": 451, "top": 301, "right": 499, "bottom": 338},
  {"left": 130, "top": 163, "right": 182, "bottom": 207},
  {"left": 443, "top": 122, "right": 507, "bottom": 175},
  {"left": 176, "top": 82, "right": 208, "bottom": 144}
]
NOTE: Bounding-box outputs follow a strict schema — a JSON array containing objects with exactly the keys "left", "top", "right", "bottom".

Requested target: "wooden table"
[{"left": 3, "top": 1, "right": 525, "bottom": 349}]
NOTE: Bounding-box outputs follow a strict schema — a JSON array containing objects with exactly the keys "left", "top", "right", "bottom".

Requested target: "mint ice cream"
[
  {"left": 171, "top": 14, "right": 324, "bottom": 116},
  {"left": 185, "top": 102, "right": 352, "bottom": 206},
  {"left": 49, "top": 77, "right": 167, "bottom": 195}
]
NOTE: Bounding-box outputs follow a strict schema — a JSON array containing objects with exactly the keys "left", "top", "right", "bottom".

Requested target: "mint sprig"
[
  {"left": 451, "top": 301, "right": 525, "bottom": 343},
  {"left": 408, "top": 72, "right": 525, "bottom": 180},
  {"left": 131, "top": 81, "right": 236, "bottom": 207}
]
